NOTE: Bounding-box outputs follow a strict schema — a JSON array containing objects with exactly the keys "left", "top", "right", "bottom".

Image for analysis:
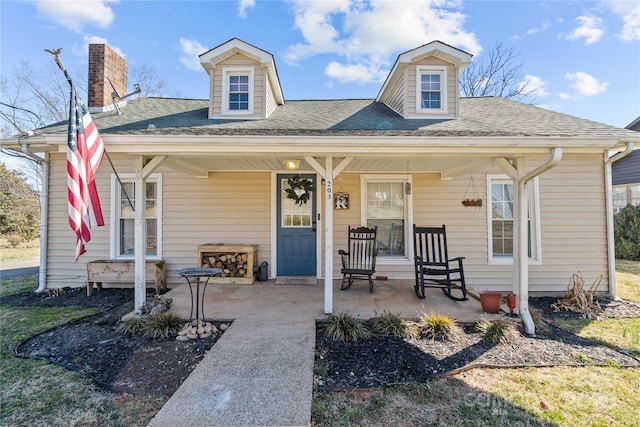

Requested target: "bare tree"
[
  {"left": 129, "top": 64, "right": 167, "bottom": 97},
  {"left": 460, "top": 40, "right": 535, "bottom": 102}
]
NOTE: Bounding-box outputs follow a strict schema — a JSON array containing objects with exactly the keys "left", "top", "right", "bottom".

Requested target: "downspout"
[
  {"left": 18, "top": 138, "right": 49, "bottom": 293},
  {"left": 604, "top": 142, "right": 634, "bottom": 298},
  {"left": 518, "top": 147, "right": 562, "bottom": 335}
]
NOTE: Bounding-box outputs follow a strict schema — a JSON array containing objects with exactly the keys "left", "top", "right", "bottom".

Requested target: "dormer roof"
[
  {"left": 199, "top": 38, "right": 284, "bottom": 105},
  {"left": 376, "top": 40, "right": 472, "bottom": 102}
]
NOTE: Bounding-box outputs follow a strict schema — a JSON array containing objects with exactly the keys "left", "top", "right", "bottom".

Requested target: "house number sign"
[{"left": 326, "top": 180, "right": 332, "bottom": 199}]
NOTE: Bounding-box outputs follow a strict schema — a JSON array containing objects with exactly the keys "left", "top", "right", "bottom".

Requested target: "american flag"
[{"left": 67, "top": 85, "right": 105, "bottom": 260}]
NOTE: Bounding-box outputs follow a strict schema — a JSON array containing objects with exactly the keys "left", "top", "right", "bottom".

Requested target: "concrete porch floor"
[{"left": 165, "top": 277, "right": 507, "bottom": 323}]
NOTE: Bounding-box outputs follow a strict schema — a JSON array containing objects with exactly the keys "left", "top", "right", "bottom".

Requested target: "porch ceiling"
[{"left": 157, "top": 154, "right": 497, "bottom": 179}]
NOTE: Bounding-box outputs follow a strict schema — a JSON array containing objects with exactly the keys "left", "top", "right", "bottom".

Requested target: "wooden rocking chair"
[
  {"left": 339, "top": 226, "right": 378, "bottom": 292},
  {"left": 413, "top": 224, "right": 468, "bottom": 301}
]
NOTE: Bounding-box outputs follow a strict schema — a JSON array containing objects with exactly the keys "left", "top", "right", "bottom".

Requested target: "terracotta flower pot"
[{"left": 479, "top": 291, "right": 503, "bottom": 314}]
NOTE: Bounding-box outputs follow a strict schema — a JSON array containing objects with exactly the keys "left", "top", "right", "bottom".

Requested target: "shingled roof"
[{"left": 29, "top": 95, "right": 640, "bottom": 141}]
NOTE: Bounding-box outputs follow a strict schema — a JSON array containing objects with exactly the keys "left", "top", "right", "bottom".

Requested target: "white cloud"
[
  {"left": 238, "top": 0, "right": 255, "bottom": 18},
  {"left": 30, "top": 0, "right": 117, "bottom": 33},
  {"left": 284, "top": 0, "right": 480, "bottom": 84},
  {"left": 179, "top": 38, "right": 208, "bottom": 71},
  {"left": 566, "top": 72, "right": 609, "bottom": 96},
  {"left": 527, "top": 21, "right": 550, "bottom": 36},
  {"left": 567, "top": 15, "right": 604, "bottom": 45},
  {"left": 70, "top": 36, "right": 125, "bottom": 61},
  {"left": 519, "top": 75, "right": 548, "bottom": 97},
  {"left": 325, "top": 61, "right": 387, "bottom": 84},
  {"left": 603, "top": 0, "right": 640, "bottom": 41},
  {"left": 559, "top": 92, "right": 571, "bottom": 100}
]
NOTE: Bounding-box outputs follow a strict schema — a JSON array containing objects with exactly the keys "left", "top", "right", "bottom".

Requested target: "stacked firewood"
[{"left": 201, "top": 252, "right": 250, "bottom": 277}]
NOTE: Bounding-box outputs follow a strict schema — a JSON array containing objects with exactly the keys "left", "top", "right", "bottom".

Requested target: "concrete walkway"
[{"left": 148, "top": 318, "right": 315, "bottom": 427}]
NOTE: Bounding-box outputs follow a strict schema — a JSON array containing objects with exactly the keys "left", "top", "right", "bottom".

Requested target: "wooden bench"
[{"left": 86, "top": 260, "right": 167, "bottom": 296}]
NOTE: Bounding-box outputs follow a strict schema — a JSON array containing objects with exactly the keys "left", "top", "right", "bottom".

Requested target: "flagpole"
[{"left": 46, "top": 48, "right": 135, "bottom": 212}]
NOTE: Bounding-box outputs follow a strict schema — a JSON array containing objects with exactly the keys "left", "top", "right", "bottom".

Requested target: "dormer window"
[
  {"left": 416, "top": 66, "right": 447, "bottom": 114},
  {"left": 222, "top": 67, "right": 254, "bottom": 115},
  {"left": 229, "top": 75, "right": 249, "bottom": 110}
]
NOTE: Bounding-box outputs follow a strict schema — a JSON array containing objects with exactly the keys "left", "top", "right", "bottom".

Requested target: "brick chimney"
[{"left": 88, "top": 44, "right": 128, "bottom": 113}]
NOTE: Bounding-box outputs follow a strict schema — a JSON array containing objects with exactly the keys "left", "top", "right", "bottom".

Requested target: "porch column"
[
  {"left": 134, "top": 155, "right": 166, "bottom": 313},
  {"left": 305, "top": 156, "right": 353, "bottom": 314},
  {"left": 324, "top": 156, "right": 334, "bottom": 314},
  {"left": 134, "top": 157, "right": 146, "bottom": 313}
]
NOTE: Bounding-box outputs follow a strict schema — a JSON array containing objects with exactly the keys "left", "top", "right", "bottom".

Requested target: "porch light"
[{"left": 284, "top": 159, "right": 300, "bottom": 170}]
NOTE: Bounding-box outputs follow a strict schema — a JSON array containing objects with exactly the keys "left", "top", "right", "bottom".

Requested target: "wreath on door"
[{"left": 285, "top": 175, "right": 314, "bottom": 206}]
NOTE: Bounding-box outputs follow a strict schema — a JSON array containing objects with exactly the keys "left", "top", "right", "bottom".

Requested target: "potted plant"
[{"left": 479, "top": 290, "right": 503, "bottom": 314}]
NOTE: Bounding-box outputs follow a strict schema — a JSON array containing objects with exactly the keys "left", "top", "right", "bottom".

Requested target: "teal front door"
[{"left": 277, "top": 174, "right": 317, "bottom": 276}]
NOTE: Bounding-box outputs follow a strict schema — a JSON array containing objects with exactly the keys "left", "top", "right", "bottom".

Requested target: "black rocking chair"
[
  {"left": 413, "top": 224, "right": 468, "bottom": 301},
  {"left": 339, "top": 226, "right": 378, "bottom": 292}
]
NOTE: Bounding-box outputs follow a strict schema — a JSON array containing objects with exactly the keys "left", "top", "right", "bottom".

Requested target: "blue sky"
[{"left": 1, "top": 0, "right": 639, "bottom": 132}]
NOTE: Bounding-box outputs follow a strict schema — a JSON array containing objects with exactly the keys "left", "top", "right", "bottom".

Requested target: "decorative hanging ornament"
[{"left": 285, "top": 175, "right": 314, "bottom": 206}]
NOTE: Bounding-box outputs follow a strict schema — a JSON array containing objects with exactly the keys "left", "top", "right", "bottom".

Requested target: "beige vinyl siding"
[
  {"left": 44, "top": 152, "right": 609, "bottom": 295},
  {"left": 406, "top": 57, "right": 456, "bottom": 117},
  {"left": 46, "top": 153, "right": 113, "bottom": 288},
  {"left": 327, "top": 155, "right": 609, "bottom": 293},
  {"left": 265, "top": 72, "right": 278, "bottom": 117},
  {"left": 383, "top": 71, "right": 406, "bottom": 117},
  {"left": 210, "top": 52, "right": 265, "bottom": 119},
  {"left": 45, "top": 154, "right": 272, "bottom": 288},
  {"left": 162, "top": 170, "right": 271, "bottom": 286}
]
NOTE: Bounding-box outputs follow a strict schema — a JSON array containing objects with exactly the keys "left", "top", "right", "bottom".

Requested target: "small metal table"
[{"left": 176, "top": 267, "right": 222, "bottom": 327}]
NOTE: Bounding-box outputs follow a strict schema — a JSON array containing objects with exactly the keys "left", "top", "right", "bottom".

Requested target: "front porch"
[{"left": 165, "top": 278, "right": 509, "bottom": 324}]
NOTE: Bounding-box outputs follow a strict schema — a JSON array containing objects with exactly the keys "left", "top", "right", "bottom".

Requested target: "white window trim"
[
  {"left": 415, "top": 65, "right": 447, "bottom": 115},
  {"left": 360, "top": 174, "right": 413, "bottom": 265},
  {"left": 486, "top": 174, "right": 541, "bottom": 265},
  {"left": 222, "top": 66, "right": 254, "bottom": 116},
  {"left": 110, "top": 173, "right": 162, "bottom": 260}
]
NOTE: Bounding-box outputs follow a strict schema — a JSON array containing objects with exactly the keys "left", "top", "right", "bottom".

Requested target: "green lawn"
[
  {"left": 0, "top": 237, "right": 40, "bottom": 262},
  {"left": 0, "top": 275, "right": 167, "bottom": 427},
  {"left": 617, "top": 259, "right": 640, "bottom": 302}
]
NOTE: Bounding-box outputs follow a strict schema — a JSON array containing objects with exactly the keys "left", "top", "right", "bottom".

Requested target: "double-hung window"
[
  {"left": 487, "top": 175, "right": 540, "bottom": 264},
  {"left": 222, "top": 67, "right": 253, "bottom": 115},
  {"left": 416, "top": 66, "right": 447, "bottom": 114},
  {"left": 361, "top": 175, "right": 412, "bottom": 262},
  {"left": 110, "top": 174, "right": 162, "bottom": 259}
]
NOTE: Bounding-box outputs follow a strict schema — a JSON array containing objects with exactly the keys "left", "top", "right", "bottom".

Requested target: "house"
[
  {"left": 612, "top": 117, "right": 640, "bottom": 211},
  {"left": 3, "top": 39, "right": 639, "bottom": 334}
]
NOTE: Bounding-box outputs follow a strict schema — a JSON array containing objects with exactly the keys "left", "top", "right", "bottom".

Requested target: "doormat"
[{"left": 274, "top": 276, "right": 318, "bottom": 286}]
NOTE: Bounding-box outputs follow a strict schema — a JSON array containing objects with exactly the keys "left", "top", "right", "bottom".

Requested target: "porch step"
[{"left": 147, "top": 318, "right": 315, "bottom": 427}]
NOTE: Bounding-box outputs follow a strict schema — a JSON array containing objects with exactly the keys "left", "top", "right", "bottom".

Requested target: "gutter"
[
  {"left": 518, "top": 147, "right": 562, "bottom": 335},
  {"left": 604, "top": 142, "right": 635, "bottom": 298},
  {"left": 18, "top": 136, "right": 49, "bottom": 293}
]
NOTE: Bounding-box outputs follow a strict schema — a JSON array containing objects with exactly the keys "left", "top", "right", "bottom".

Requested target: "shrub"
[
  {"left": 142, "top": 312, "right": 184, "bottom": 339},
  {"left": 417, "top": 312, "right": 455, "bottom": 340},
  {"left": 6, "top": 232, "right": 23, "bottom": 247},
  {"left": 325, "top": 312, "right": 371, "bottom": 342},
  {"left": 614, "top": 205, "right": 640, "bottom": 260},
  {"left": 476, "top": 318, "right": 515, "bottom": 343},
  {"left": 372, "top": 311, "right": 409, "bottom": 337},
  {"left": 117, "top": 316, "right": 147, "bottom": 335},
  {"left": 116, "top": 312, "right": 183, "bottom": 339}
]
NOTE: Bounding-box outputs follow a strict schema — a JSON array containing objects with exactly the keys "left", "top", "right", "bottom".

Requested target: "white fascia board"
[{"left": 40, "top": 133, "right": 637, "bottom": 149}]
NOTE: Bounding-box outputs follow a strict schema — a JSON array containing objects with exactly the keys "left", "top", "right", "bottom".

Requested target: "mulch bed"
[
  {"left": 315, "top": 297, "right": 640, "bottom": 392},
  {"left": 6, "top": 287, "right": 226, "bottom": 395},
  {"left": 4, "top": 287, "right": 640, "bottom": 396}
]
